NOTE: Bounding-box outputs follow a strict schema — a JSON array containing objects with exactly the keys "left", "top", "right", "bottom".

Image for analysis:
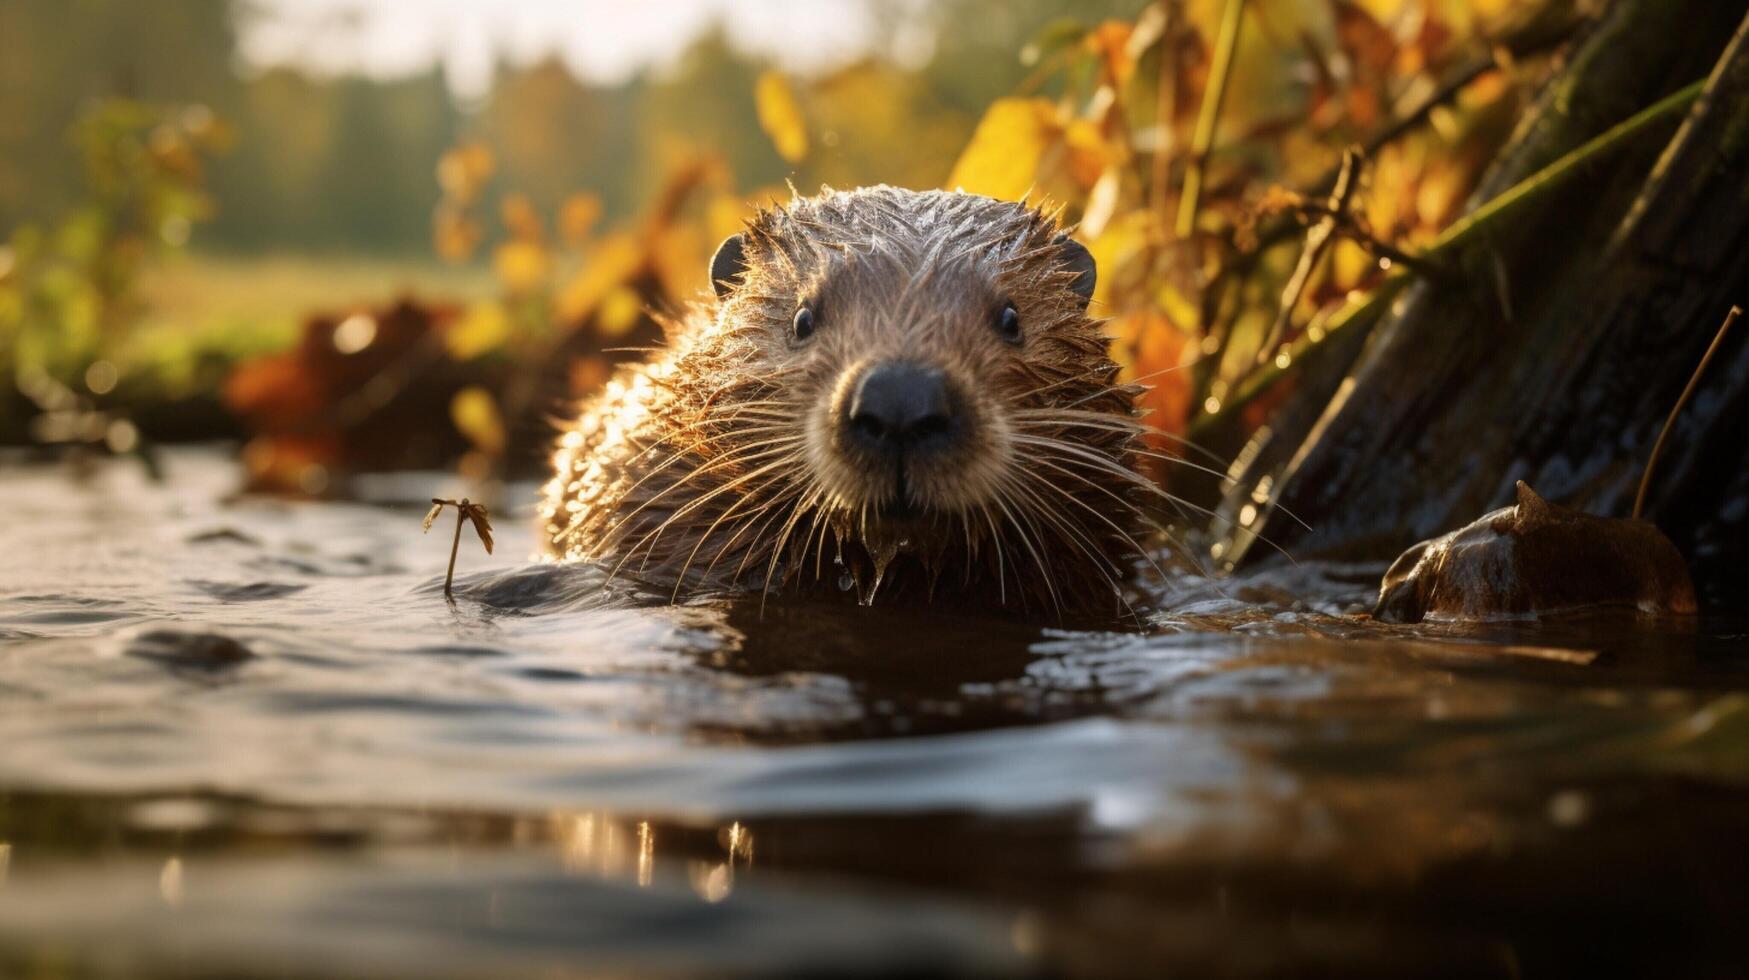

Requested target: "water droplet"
[
  {"left": 862, "top": 541, "right": 900, "bottom": 606},
  {"left": 837, "top": 571, "right": 855, "bottom": 592}
]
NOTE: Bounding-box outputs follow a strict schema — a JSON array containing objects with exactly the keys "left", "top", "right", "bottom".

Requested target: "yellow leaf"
[
  {"left": 446, "top": 301, "right": 511, "bottom": 361},
  {"left": 450, "top": 386, "right": 506, "bottom": 456},
  {"left": 946, "top": 98, "right": 1059, "bottom": 203},
  {"left": 598, "top": 286, "right": 644, "bottom": 338},
  {"left": 557, "top": 233, "right": 643, "bottom": 324},
  {"left": 706, "top": 192, "right": 753, "bottom": 245},
  {"left": 755, "top": 70, "right": 809, "bottom": 164},
  {"left": 493, "top": 240, "right": 551, "bottom": 294},
  {"left": 1331, "top": 239, "right": 1370, "bottom": 292},
  {"left": 1084, "top": 211, "right": 1151, "bottom": 311}
]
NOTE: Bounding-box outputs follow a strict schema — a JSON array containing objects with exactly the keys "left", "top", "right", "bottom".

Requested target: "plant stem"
[
  {"left": 1635, "top": 305, "right": 1741, "bottom": 519},
  {"left": 1176, "top": 0, "right": 1244, "bottom": 238},
  {"left": 1150, "top": 0, "right": 1180, "bottom": 223},
  {"left": 1190, "top": 77, "right": 1707, "bottom": 438},
  {"left": 446, "top": 509, "right": 463, "bottom": 597}
]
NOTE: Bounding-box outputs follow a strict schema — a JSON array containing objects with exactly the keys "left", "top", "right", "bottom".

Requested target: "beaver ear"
[
  {"left": 710, "top": 234, "right": 747, "bottom": 298},
  {"left": 1513, "top": 480, "right": 1556, "bottom": 530},
  {"left": 1054, "top": 234, "right": 1096, "bottom": 308}
]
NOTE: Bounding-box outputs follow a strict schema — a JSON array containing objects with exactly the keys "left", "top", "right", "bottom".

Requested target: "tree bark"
[{"left": 1214, "top": 0, "right": 1749, "bottom": 607}]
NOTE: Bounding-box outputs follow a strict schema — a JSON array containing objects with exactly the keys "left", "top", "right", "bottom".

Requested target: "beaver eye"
[
  {"left": 995, "top": 303, "right": 1022, "bottom": 345},
  {"left": 792, "top": 306, "right": 816, "bottom": 341}
]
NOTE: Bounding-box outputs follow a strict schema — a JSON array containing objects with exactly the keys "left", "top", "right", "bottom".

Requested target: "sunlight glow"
[
  {"left": 159, "top": 857, "right": 185, "bottom": 908},
  {"left": 636, "top": 820, "right": 655, "bottom": 887},
  {"left": 240, "top": 0, "right": 932, "bottom": 98}
]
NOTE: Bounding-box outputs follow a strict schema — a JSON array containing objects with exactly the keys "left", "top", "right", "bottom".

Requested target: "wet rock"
[
  {"left": 126, "top": 630, "right": 256, "bottom": 671},
  {"left": 186, "top": 528, "right": 261, "bottom": 547},
  {"left": 1374, "top": 482, "right": 1697, "bottom": 624}
]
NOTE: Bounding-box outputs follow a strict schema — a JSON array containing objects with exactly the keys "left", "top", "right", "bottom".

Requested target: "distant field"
[
  {"left": 116, "top": 253, "right": 498, "bottom": 393},
  {"left": 135, "top": 252, "right": 496, "bottom": 354}
]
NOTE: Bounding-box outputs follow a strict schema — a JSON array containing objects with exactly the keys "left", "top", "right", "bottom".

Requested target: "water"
[{"left": 1, "top": 448, "right": 1746, "bottom": 977}]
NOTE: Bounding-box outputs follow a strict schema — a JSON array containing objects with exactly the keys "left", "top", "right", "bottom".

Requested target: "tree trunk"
[{"left": 1214, "top": 0, "right": 1749, "bottom": 608}]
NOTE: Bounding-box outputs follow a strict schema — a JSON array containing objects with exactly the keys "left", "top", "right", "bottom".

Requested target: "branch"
[
  {"left": 1191, "top": 78, "right": 1708, "bottom": 436},
  {"left": 1255, "top": 146, "right": 1362, "bottom": 365},
  {"left": 1175, "top": 0, "right": 1245, "bottom": 238}
]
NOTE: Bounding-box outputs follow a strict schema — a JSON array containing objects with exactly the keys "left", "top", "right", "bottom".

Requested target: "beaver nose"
[{"left": 846, "top": 362, "right": 956, "bottom": 455}]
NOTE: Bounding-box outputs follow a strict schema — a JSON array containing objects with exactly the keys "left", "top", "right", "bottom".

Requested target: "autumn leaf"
[
  {"left": 493, "top": 240, "right": 551, "bottom": 294},
  {"left": 1112, "top": 308, "right": 1196, "bottom": 445},
  {"left": 597, "top": 286, "right": 644, "bottom": 338},
  {"left": 450, "top": 385, "right": 506, "bottom": 456},
  {"left": 445, "top": 301, "right": 511, "bottom": 362},
  {"left": 500, "top": 193, "right": 544, "bottom": 243},
  {"left": 436, "top": 143, "right": 494, "bottom": 204},
  {"left": 1084, "top": 20, "right": 1137, "bottom": 85},
  {"left": 559, "top": 192, "right": 602, "bottom": 248},
  {"left": 467, "top": 505, "right": 494, "bottom": 555},
  {"left": 433, "top": 204, "right": 482, "bottom": 263},
  {"left": 947, "top": 97, "right": 1059, "bottom": 202},
  {"left": 554, "top": 234, "right": 633, "bottom": 322},
  {"left": 755, "top": 70, "right": 809, "bottom": 164}
]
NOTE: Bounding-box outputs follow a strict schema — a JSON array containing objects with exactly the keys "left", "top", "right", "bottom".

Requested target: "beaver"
[{"left": 539, "top": 186, "right": 1159, "bottom": 618}]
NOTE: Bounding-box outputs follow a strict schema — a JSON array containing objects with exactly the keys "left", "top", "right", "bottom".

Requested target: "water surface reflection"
[{"left": 0, "top": 449, "right": 1746, "bottom": 976}]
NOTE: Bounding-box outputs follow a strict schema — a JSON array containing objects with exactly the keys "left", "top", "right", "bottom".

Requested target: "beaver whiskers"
[{"left": 541, "top": 186, "right": 1178, "bottom": 619}]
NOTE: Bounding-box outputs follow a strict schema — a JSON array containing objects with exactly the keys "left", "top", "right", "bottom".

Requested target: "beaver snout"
[{"left": 843, "top": 361, "right": 960, "bottom": 457}]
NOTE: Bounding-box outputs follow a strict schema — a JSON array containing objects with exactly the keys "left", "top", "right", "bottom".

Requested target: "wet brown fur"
[{"left": 539, "top": 186, "right": 1155, "bottom": 618}]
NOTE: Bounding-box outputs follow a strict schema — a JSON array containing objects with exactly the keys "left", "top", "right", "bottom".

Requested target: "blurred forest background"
[{"left": 0, "top": 0, "right": 1598, "bottom": 500}]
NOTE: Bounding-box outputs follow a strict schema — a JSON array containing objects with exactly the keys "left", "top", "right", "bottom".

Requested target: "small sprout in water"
[{"left": 422, "top": 497, "right": 493, "bottom": 598}]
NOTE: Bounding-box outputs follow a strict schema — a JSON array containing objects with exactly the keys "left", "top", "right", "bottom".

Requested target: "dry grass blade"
[{"left": 1635, "top": 305, "right": 1743, "bottom": 519}]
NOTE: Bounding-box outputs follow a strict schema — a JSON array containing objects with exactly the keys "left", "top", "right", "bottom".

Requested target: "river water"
[{"left": 1, "top": 448, "right": 1745, "bottom": 977}]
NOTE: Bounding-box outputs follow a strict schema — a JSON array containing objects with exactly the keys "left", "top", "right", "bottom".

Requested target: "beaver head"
[{"left": 547, "top": 187, "right": 1152, "bottom": 617}]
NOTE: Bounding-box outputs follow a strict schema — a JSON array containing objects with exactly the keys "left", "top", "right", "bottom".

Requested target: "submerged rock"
[
  {"left": 125, "top": 630, "right": 256, "bottom": 671},
  {"left": 1374, "top": 482, "right": 1696, "bottom": 624}
]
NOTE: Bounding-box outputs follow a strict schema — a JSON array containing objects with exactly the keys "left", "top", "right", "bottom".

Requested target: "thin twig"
[
  {"left": 1256, "top": 147, "right": 1362, "bottom": 365},
  {"left": 1218, "top": 21, "right": 1580, "bottom": 301},
  {"left": 1635, "top": 305, "right": 1741, "bottom": 519}
]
